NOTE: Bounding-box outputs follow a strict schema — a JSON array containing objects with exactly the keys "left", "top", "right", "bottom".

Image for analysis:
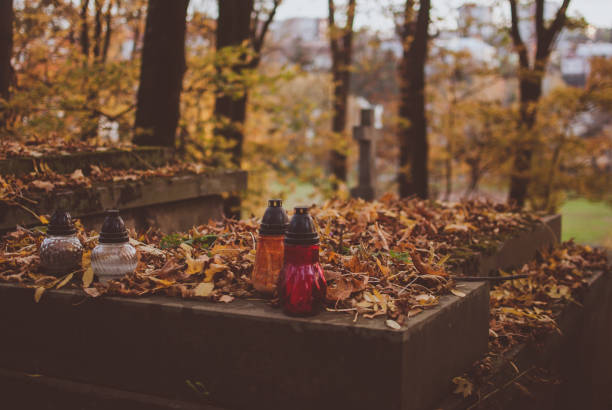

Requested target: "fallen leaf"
[
  {"left": 56, "top": 272, "right": 73, "bottom": 289},
  {"left": 219, "top": 295, "right": 234, "bottom": 303},
  {"left": 82, "top": 251, "right": 93, "bottom": 287},
  {"left": 84, "top": 287, "right": 101, "bottom": 298},
  {"left": 451, "top": 288, "right": 466, "bottom": 298},
  {"left": 385, "top": 319, "right": 401, "bottom": 330},
  {"left": 453, "top": 377, "right": 474, "bottom": 398},
  {"left": 186, "top": 255, "right": 209, "bottom": 276},
  {"left": 34, "top": 286, "right": 45, "bottom": 303},
  {"left": 326, "top": 277, "right": 353, "bottom": 302},
  {"left": 31, "top": 180, "right": 54, "bottom": 192},
  {"left": 194, "top": 282, "right": 214, "bottom": 297},
  {"left": 204, "top": 263, "right": 227, "bottom": 282},
  {"left": 70, "top": 169, "right": 86, "bottom": 182},
  {"left": 38, "top": 215, "right": 49, "bottom": 224}
]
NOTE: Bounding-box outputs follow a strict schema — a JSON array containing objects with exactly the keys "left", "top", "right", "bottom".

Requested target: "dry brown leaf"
[
  {"left": 452, "top": 377, "right": 474, "bottom": 398},
  {"left": 84, "top": 287, "right": 102, "bottom": 298},
  {"left": 31, "top": 180, "right": 54, "bottom": 192}
]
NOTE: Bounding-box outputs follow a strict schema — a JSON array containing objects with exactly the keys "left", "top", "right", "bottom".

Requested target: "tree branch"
[
  {"left": 252, "top": 0, "right": 281, "bottom": 54},
  {"left": 538, "top": 0, "right": 570, "bottom": 60},
  {"left": 398, "top": 0, "right": 415, "bottom": 53},
  {"left": 328, "top": 0, "right": 339, "bottom": 59},
  {"left": 341, "top": 0, "right": 356, "bottom": 64},
  {"left": 509, "top": 0, "right": 529, "bottom": 68}
]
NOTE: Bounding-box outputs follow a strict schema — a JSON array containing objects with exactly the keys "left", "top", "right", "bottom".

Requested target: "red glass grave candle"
[
  {"left": 252, "top": 199, "right": 289, "bottom": 295},
  {"left": 277, "top": 207, "right": 327, "bottom": 316}
]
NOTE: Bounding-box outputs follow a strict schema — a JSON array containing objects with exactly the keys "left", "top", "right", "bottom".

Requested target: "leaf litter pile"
[
  {"left": 0, "top": 195, "right": 555, "bottom": 325},
  {"left": 0, "top": 139, "right": 136, "bottom": 159},
  {"left": 452, "top": 240, "right": 610, "bottom": 401}
]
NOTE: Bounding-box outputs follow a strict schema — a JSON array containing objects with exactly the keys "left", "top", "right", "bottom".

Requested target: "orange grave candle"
[{"left": 252, "top": 199, "right": 289, "bottom": 295}]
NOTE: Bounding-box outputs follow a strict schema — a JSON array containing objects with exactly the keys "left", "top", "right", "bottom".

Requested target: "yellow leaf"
[
  {"left": 39, "top": 215, "right": 49, "bottom": 224},
  {"left": 451, "top": 288, "right": 466, "bottom": 298},
  {"left": 375, "top": 257, "right": 390, "bottom": 276},
  {"left": 56, "top": 272, "right": 74, "bottom": 289},
  {"left": 204, "top": 263, "right": 227, "bottom": 282},
  {"left": 194, "top": 282, "right": 214, "bottom": 297},
  {"left": 34, "top": 287, "right": 45, "bottom": 303},
  {"left": 82, "top": 251, "right": 93, "bottom": 287},
  {"left": 82, "top": 267, "right": 94, "bottom": 288},
  {"left": 185, "top": 255, "right": 207, "bottom": 275},
  {"left": 148, "top": 277, "right": 174, "bottom": 287},
  {"left": 179, "top": 243, "right": 193, "bottom": 256}
]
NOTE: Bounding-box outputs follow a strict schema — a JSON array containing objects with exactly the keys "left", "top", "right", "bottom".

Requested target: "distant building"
[
  {"left": 434, "top": 37, "right": 497, "bottom": 66},
  {"left": 561, "top": 42, "right": 612, "bottom": 86}
]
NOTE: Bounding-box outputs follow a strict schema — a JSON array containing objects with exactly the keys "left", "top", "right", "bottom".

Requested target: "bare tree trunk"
[
  {"left": 93, "top": 0, "right": 103, "bottom": 59},
  {"left": 214, "top": 0, "right": 253, "bottom": 167},
  {"left": 507, "top": 0, "right": 570, "bottom": 207},
  {"left": 508, "top": 77, "right": 542, "bottom": 205},
  {"left": 0, "top": 0, "right": 13, "bottom": 132},
  {"left": 133, "top": 0, "right": 189, "bottom": 147},
  {"left": 102, "top": 0, "right": 112, "bottom": 62},
  {"left": 214, "top": 0, "right": 280, "bottom": 217},
  {"left": 328, "top": 0, "right": 356, "bottom": 184},
  {"left": 398, "top": 0, "right": 430, "bottom": 199},
  {"left": 79, "top": 0, "right": 90, "bottom": 58}
]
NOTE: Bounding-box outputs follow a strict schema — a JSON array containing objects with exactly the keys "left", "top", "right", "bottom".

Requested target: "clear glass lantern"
[{"left": 91, "top": 210, "right": 137, "bottom": 284}]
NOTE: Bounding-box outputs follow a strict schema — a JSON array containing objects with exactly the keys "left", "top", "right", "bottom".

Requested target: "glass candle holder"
[
  {"left": 252, "top": 199, "right": 289, "bottom": 295},
  {"left": 39, "top": 210, "right": 83, "bottom": 275},
  {"left": 277, "top": 207, "right": 327, "bottom": 316},
  {"left": 92, "top": 210, "right": 137, "bottom": 284}
]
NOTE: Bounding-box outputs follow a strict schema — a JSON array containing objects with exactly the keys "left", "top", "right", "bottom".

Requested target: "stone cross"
[{"left": 350, "top": 108, "right": 379, "bottom": 201}]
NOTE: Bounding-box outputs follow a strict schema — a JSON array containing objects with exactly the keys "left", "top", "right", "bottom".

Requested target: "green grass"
[{"left": 561, "top": 199, "right": 612, "bottom": 247}]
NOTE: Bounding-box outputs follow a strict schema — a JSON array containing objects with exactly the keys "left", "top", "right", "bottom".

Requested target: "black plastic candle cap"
[
  {"left": 99, "top": 209, "right": 129, "bottom": 243},
  {"left": 47, "top": 209, "right": 77, "bottom": 236},
  {"left": 285, "top": 207, "right": 319, "bottom": 245},
  {"left": 259, "top": 199, "right": 289, "bottom": 236}
]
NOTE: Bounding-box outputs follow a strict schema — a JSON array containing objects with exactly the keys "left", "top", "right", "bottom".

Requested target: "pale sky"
[{"left": 274, "top": 0, "right": 612, "bottom": 32}]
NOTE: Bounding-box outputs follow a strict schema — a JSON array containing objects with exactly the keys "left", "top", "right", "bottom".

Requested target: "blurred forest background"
[{"left": 0, "top": 0, "right": 611, "bottom": 244}]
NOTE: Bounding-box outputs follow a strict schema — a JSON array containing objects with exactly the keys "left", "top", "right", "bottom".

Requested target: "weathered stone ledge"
[
  {"left": 0, "top": 146, "right": 171, "bottom": 176},
  {"left": 0, "top": 279, "right": 489, "bottom": 410},
  {"left": 433, "top": 268, "right": 612, "bottom": 410},
  {"left": 0, "top": 217, "right": 565, "bottom": 409},
  {"left": 454, "top": 214, "right": 561, "bottom": 276},
  {"left": 0, "top": 169, "right": 248, "bottom": 233}
]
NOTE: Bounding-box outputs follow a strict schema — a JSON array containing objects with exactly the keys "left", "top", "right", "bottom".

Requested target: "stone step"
[
  {"left": 0, "top": 280, "right": 489, "bottom": 410},
  {"left": 0, "top": 217, "right": 562, "bottom": 410},
  {"left": 0, "top": 147, "right": 172, "bottom": 177},
  {"left": 0, "top": 368, "right": 219, "bottom": 410},
  {"left": 454, "top": 214, "right": 561, "bottom": 276},
  {"left": 433, "top": 269, "right": 612, "bottom": 410},
  {"left": 0, "top": 170, "right": 248, "bottom": 233}
]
